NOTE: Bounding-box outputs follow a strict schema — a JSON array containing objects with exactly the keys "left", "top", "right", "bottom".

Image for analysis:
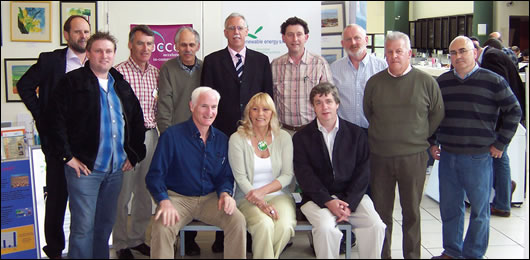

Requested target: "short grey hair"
[
  {"left": 385, "top": 31, "right": 411, "bottom": 51},
  {"left": 342, "top": 24, "right": 366, "bottom": 40},
  {"left": 190, "top": 87, "right": 221, "bottom": 107},
  {"left": 449, "top": 36, "right": 474, "bottom": 51},
  {"left": 174, "top": 26, "right": 200, "bottom": 45},
  {"left": 224, "top": 12, "right": 248, "bottom": 29}
]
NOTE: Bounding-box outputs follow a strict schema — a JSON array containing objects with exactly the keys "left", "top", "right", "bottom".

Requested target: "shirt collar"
[
  {"left": 126, "top": 56, "right": 154, "bottom": 73},
  {"left": 185, "top": 118, "right": 216, "bottom": 140},
  {"left": 177, "top": 57, "right": 200, "bottom": 72},
  {"left": 66, "top": 48, "right": 85, "bottom": 63},
  {"left": 347, "top": 52, "right": 371, "bottom": 68},
  {"left": 453, "top": 63, "right": 480, "bottom": 80},
  {"left": 317, "top": 116, "right": 339, "bottom": 134},
  {"left": 478, "top": 46, "right": 488, "bottom": 65},
  {"left": 228, "top": 46, "right": 247, "bottom": 59},
  {"left": 388, "top": 64, "right": 412, "bottom": 77},
  {"left": 287, "top": 48, "right": 308, "bottom": 65}
]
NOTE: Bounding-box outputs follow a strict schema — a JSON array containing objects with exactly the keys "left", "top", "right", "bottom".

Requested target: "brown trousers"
[
  {"left": 370, "top": 151, "right": 428, "bottom": 259},
  {"left": 150, "top": 191, "right": 247, "bottom": 258}
]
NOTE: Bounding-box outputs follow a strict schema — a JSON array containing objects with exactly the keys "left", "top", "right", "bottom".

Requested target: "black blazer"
[
  {"left": 482, "top": 47, "right": 525, "bottom": 119},
  {"left": 17, "top": 48, "right": 68, "bottom": 147},
  {"left": 200, "top": 47, "right": 273, "bottom": 136},
  {"left": 46, "top": 61, "right": 146, "bottom": 170},
  {"left": 293, "top": 118, "right": 370, "bottom": 212}
]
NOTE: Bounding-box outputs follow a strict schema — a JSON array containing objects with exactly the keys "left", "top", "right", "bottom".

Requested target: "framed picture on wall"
[
  {"left": 10, "top": 1, "right": 52, "bottom": 42},
  {"left": 60, "top": 1, "right": 97, "bottom": 45},
  {"left": 4, "top": 58, "right": 37, "bottom": 102},
  {"left": 321, "top": 2, "right": 345, "bottom": 35},
  {"left": 322, "top": 48, "right": 343, "bottom": 65}
]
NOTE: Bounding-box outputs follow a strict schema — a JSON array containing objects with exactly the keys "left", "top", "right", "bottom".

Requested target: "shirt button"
[
  {"left": 113, "top": 135, "right": 117, "bottom": 138},
  {"left": 112, "top": 120, "right": 116, "bottom": 123}
]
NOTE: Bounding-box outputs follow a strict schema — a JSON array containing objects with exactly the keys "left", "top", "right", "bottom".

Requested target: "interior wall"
[
  {"left": 409, "top": 1, "right": 474, "bottom": 21},
  {"left": 493, "top": 1, "right": 529, "bottom": 46}
]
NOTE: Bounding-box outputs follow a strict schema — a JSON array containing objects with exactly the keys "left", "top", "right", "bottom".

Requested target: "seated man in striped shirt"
[{"left": 430, "top": 36, "right": 522, "bottom": 259}]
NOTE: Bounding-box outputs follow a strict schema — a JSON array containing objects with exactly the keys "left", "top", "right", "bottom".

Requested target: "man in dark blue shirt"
[{"left": 146, "top": 86, "right": 246, "bottom": 258}]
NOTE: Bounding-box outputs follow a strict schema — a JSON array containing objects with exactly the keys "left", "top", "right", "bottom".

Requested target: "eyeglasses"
[
  {"left": 449, "top": 48, "right": 471, "bottom": 56},
  {"left": 226, "top": 26, "right": 246, "bottom": 31}
]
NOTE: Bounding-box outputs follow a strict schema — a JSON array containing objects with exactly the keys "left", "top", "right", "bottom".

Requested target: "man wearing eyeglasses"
[
  {"left": 429, "top": 36, "right": 521, "bottom": 259},
  {"left": 200, "top": 12, "right": 273, "bottom": 253},
  {"left": 363, "top": 31, "right": 444, "bottom": 259}
]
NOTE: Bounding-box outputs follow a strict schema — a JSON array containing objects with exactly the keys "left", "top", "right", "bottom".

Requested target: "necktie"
[{"left": 235, "top": 53, "right": 244, "bottom": 82}]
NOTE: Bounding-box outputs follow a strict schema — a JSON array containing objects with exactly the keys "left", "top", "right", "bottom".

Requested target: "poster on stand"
[{"left": 1, "top": 158, "right": 39, "bottom": 259}]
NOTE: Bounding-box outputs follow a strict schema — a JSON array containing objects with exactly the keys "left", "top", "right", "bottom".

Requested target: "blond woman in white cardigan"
[{"left": 228, "top": 92, "right": 297, "bottom": 259}]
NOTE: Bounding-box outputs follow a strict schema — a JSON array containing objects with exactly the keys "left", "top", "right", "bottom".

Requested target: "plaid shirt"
[
  {"left": 272, "top": 50, "right": 333, "bottom": 127},
  {"left": 115, "top": 57, "right": 159, "bottom": 129}
]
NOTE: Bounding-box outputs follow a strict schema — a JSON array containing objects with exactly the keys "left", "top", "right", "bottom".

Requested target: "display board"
[{"left": 1, "top": 158, "right": 39, "bottom": 259}]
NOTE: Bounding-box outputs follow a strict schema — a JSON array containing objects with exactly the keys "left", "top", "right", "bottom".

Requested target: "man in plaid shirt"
[
  {"left": 113, "top": 25, "right": 160, "bottom": 259},
  {"left": 271, "top": 17, "right": 333, "bottom": 136}
]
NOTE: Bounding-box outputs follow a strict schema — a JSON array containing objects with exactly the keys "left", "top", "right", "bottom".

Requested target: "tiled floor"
[{"left": 107, "top": 173, "right": 528, "bottom": 259}]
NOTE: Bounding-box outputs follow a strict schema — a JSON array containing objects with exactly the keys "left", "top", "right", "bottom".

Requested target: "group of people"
[{"left": 17, "top": 11, "right": 522, "bottom": 260}]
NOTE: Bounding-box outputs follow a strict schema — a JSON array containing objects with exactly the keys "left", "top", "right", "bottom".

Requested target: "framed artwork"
[
  {"left": 321, "top": 34, "right": 342, "bottom": 48},
  {"left": 10, "top": 1, "right": 51, "bottom": 42},
  {"left": 4, "top": 58, "right": 37, "bottom": 102},
  {"left": 322, "top": 48, "right": 343, "bottom": 65},
  {"left": 60, "top": 1, "right": 97, "bottom": 45},
  {"left": 321, "top": 2, "right": 345, "bottom": 35}
]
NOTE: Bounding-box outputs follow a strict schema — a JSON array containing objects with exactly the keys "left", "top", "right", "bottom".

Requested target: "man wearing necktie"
[{"left": 200, "top": 12, "right": 273, "bottom": 253}]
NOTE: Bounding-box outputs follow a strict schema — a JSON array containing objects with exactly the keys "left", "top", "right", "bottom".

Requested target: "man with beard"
[
  {"left": 271, "top": 16, "right": 333, "bottom": 136},
  {"left": 17, "top": 15, "right": 91, "bottom": 259},
  {"left": 331, "top": 24, "right": 387, "bottom": 133}
]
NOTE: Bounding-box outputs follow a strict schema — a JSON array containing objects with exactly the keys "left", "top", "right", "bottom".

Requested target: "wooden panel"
[
  {"left": 416, "top": 20, "right": 422, "bottom": 49},
  {"left": 450, "top": 16, "right": 458, "bottom": 42},
  {"left": 409, "top": 22, "right": 414, "bottom": 48},
  {"left": 428, "top": 19, "right": 435, "bottom": 49},
  {"left": 422, "top": 19, "right": 428, "bottom": 49},
  {"left": 435, "top": 18, "right": 442, "bottom": 49},
  {"left": 442, "top": 17, "right": 450, "bottom": 49},
  {"left": 457, "top": 15, "right": 466, "bottom": 36},
  {"left": 466, "top": 15, "right": 473, "bottom": 36}
]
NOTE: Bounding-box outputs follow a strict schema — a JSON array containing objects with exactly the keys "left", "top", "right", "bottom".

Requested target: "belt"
[{"left": 282, "top": 124, "right": 306, "bottom": 132}]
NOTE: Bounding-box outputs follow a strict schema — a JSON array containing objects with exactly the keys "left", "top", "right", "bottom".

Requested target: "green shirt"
[{"left": 363, "top": 67, "right": 444, "bottom": 157}]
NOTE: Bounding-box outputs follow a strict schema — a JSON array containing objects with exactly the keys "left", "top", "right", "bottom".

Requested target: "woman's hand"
[
  {"left": 245, "top": 188, "right": 266, "bottom": 205},
  {"left": 257, "top": 201, "right": 279, "bottom": 220}
]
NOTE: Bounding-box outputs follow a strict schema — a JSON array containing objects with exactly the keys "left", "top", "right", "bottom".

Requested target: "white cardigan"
[{"left": 228, "top": 129, "right": 294, "bottom": 202}]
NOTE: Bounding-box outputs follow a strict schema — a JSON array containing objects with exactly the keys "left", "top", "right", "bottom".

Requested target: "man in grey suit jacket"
[{"left": 200, "top": 12, "right": 273, "bottom": 253}]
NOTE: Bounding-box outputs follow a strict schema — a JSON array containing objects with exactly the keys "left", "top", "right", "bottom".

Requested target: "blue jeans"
[
  {"left": 438, "top": 150, "right": 492, "bottom": 259},
  {"left": 492, "top": 144, "right": 511, "bottom": 211},
  {"left": 65, "top": 166, "right": 123, "bottom": 259}
]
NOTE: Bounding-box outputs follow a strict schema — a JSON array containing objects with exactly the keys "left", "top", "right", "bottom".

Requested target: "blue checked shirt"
[
  {"left": 331, "top": 54, "right": 387, "bottom": 128},
  {"left": 93, "top": 74, "right": 127, "bottom": 173}
]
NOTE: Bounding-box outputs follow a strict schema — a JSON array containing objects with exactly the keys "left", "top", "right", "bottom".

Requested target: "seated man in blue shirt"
[{"left": 146, "top": 87, "right": 247, "bottom": 258}]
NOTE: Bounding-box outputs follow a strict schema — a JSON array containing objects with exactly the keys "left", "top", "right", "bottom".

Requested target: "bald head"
[{"left": 489, "top": 31, "right": 502, "bottom": 42}]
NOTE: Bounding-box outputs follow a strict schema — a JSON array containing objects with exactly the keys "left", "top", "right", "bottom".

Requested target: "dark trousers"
[{"left": 42, "top": 151, "right": 68, "bottom": 258}]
